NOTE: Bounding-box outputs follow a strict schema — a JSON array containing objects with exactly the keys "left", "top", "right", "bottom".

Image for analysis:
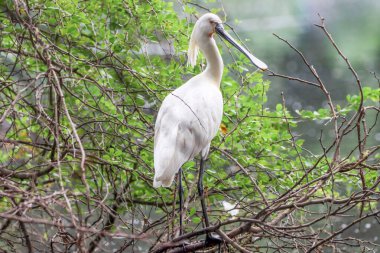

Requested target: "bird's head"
[
  {"left": 194, "top": 13, "right": 223, "bottom": 39},
  {"left": 188, "top": 13, "right": 268, "bottom": 71},
  {"left": 188, "top": 13, "right": 222, "bottom": 67}
]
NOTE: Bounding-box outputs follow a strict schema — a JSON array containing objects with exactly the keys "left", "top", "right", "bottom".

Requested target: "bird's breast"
[{"left": 174, "top": 83, "right": 223, "bottom": 140}]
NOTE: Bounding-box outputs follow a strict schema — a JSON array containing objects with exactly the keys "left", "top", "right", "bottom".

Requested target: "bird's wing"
[
  {"left": 153, "top": 81, "right": 223, "bottom": 187},
  {"left": 154, "top": 94, "right": 204, "bottom": 187}
]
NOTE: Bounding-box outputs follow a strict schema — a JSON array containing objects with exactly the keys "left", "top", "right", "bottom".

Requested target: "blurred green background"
[{"left": 185, "top": 0, "right": 380, "bottom": 153}]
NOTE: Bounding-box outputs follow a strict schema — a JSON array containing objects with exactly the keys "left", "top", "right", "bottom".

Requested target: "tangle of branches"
[{"left": 0, "top": 1, "right": 379, "bottom": 252}]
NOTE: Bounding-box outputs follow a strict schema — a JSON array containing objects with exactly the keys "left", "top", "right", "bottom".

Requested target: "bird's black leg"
[
  {"left": 178, "top": 167, "right": 184, "bottom": 236},
  {"left": 198, "top": 158, "right": 222, "bottom": 243},
  {"left": 178, "top": 168, "right": 191, "bottom": 248}
]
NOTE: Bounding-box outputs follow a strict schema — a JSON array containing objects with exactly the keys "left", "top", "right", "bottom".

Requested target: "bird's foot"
[{"left": 205, "top": 232, "right": 223, "bottom": 244}]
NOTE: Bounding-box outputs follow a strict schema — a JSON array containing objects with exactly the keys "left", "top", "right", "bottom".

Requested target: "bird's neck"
[{"left": 201, "top": 38, "right": 223, "bottom": 86}]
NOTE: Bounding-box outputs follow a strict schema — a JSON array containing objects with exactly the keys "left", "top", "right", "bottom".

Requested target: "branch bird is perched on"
[{"left": 153, "top": 13, "right": 267, "bottom": 242}]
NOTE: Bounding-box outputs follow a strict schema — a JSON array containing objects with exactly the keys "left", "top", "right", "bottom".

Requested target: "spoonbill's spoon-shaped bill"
[{"left": 215, "top": 23, "right": 268, "bottom": 71}]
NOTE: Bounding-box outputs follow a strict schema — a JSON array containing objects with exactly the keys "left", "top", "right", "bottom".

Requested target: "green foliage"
[
  {"left": 0, "top": 0, "right": 379, "bottom": 251},
  {"left": 297, "top": 87, "right": 379, "bottom": 119}
]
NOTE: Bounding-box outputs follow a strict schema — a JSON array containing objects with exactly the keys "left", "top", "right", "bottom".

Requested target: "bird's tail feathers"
[
  {"left": 153, "top": 174, "right": 174, "bottom": 188},
  {"left": 153, "top": 178, "right": 162, "bottom": 188}
]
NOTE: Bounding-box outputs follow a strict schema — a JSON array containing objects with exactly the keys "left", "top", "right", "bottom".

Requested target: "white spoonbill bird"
[{"left": 153, "top": 13, "right": 267, "bottom": 241}]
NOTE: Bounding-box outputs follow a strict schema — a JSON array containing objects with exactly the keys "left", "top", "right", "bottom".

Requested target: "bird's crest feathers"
[
  {"left": 187, "top": 13, "right": 222, "bottom": 67},
  {"left": 187, "top": 29, "right": 199, "bottom": 67}
]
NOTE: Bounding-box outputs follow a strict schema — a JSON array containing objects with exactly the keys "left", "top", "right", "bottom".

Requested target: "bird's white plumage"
[
  {"left": 153, "top": 13, "right": 223, "bottom": 187},
  {"left": 153, "top": 13, "right": 225, "bottom": 188},
  {"left": 153, "top": 74, "right": 223, "bottom": 187},
  {"left": 153, "top": 13, "right": 267, "bottom": 188}
]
